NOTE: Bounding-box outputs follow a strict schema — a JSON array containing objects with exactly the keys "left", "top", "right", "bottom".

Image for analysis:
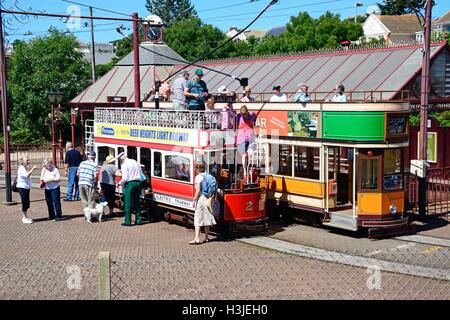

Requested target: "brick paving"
[{"left": 0, "top": 186, "right": 448, "bottom": 300}]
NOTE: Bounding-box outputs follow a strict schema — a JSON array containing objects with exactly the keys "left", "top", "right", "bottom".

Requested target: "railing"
[
  {"left": 0, "top": 144, "right": 53, "bottom": 171},
  {"left": 147, "top": 90, "right": 410, "bottom": 104},
  {"left": 405, "top": 168, "right": 450, "bottom": 217},
  {"left": 95, "top": 108, "right": 230, "bottom": 130}
]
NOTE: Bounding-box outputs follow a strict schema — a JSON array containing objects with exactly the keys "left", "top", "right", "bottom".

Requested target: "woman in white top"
[
  {"left": 40, "top": 159, "right": 62, "bottom": 221},
  {"left": 17, "top": 156, "right": 37, "bottom": 224}
]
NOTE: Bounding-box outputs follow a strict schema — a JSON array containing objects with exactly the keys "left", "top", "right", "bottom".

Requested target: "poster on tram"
[{"left": 254, "top": 110, "right": 319, "bottom": 138}]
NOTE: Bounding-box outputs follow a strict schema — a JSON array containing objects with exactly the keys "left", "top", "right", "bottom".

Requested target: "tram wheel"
[{"left": 164, "top": 212, "right": 173, "bottom": 224}]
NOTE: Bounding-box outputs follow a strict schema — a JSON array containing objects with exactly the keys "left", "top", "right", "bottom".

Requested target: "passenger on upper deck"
[
  {"left": 172, "top": 71, "right": 190, "bottom": 110},
  {"left": 236, "top": 105, "right": 257, "bottom": 169},
  {"left": 206, "top": 96, "right": 220, "bottom": 129},
  {"left": 269, "top": 85, "right": 287, "bottom": 102},
  {"left": 159, "top": 80, "right": 171, "bottom": 101},
  {"left": 240, "top": 86, "right": 255, "bottom": 103},
  {"left": 184, "top": 69, "right": 209, "bottom": 111},
  {"left": 330, "top": 84, "right": 347, "bottom": 102},
  {"left": 291, "top": 83, "right": 311, "bottom": 103}
]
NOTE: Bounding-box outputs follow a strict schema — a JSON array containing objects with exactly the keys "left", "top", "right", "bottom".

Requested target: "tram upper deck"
[{"left": 95, "top": 101, "right": 410, "bottom": 148}]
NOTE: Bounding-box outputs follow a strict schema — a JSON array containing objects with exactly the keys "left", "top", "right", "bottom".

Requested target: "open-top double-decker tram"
[
  {"left": 88, "top": 107, "right": 267, "bottom": 235},
  {"left": 239, "top": 100, "right": 411, "bottom": 236}
]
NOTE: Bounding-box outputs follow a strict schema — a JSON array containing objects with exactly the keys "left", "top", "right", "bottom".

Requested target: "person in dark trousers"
[
  {"left": 40, "top": 159, "right": 62, "bottom": 221},
  {"left": 16, "top": 156, "right": 37, "bottom": 224},
  {"left": 64, "top": 142, "right": 82, "bottom": 201},
  {"left": 100, "top": 155, "right": 118, "bottom": 216}
]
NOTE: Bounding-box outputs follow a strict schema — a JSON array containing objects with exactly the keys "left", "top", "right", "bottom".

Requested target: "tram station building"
[{"left": 70, "top": 36, "right": 450, "bottom": 169}]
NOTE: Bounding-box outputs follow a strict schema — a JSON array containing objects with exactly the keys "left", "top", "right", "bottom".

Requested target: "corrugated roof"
[
  {"left": 378, "top": 14, "right": 423, "bottom": 34},
  {"left": 70, "top": 42, "right": 447, "bottom": 106},
  {"left": 117, "top": 42, "right": 187, "bottom": 66},
  {"left": 435, "top": 10, "right": 450, "bottom": 25}
]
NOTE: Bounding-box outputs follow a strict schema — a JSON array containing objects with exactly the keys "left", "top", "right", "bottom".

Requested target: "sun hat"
[
  {"left": 116, "top": 151, "right": 126, "bottom": 160},
  {"left": 298, "top": 82, "right": 309, "bottom": 88},
  {"left": 194, "top": 69, "right": 204, "bottom": 76},
  {"left": 105, "top": 155, "right": 115, "bottom": 164},
  {"left": 218, "top": 85, "right": 229, "bottom": 94}
]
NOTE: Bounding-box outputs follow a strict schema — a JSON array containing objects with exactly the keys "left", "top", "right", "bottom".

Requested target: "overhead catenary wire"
[{"left": 60, "top": 0, "right": 130, "bottom": 17}]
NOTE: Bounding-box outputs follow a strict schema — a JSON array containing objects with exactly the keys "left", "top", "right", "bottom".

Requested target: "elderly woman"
[
  {"left": 16, "top": 156, "right": 37, "bottom": 224},
  {"left": 99, "top": 155, "right": 118, "bottom": 216},
  {"left": 40, "top": 159, "right": 62, "bottom": 221}
]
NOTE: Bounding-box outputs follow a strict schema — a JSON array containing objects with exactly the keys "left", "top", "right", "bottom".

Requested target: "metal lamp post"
[
  {"left": 48, "top": 90, "right": 57, "bottom": 166},
  {"left": 55, "top": 89, "right": 64, "bottom": 167},
  {"left": 355, "top": 2, "right": 363, "bottom": 23},
  {"left": 70, "top": 107, "right": 79, "bottom": 147}
]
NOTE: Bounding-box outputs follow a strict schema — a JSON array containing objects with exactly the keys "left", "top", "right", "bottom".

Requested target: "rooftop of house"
[
  {"left": 434, "top": 10, "right": 450, "bottom": 25},
  {"left": 377, "top": 14, "right": 423, "bottom": 34}
]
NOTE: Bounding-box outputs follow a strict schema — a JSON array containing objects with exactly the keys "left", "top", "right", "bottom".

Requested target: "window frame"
[{"left": 358, "top": 153, "right": 382, "bottom": 193}]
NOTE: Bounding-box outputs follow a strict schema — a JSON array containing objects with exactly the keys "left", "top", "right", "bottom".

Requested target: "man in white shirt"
[
  {"left": 330, "top": 84, "right": 347, "bottom": 102},
  {"left": 117, "top": 152, "right": 142, "bottom": 226},
  {"left": 269, "top": 85, "right": 287, "bottom": 102}
]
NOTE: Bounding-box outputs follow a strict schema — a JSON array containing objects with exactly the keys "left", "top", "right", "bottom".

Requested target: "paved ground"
[{"left": 0, "top": 185, "right": 448, "bottom": 300}]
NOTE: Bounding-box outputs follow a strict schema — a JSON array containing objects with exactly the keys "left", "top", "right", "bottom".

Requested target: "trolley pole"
[
  {"left": 132, "top": 12, "right": 141, "bottom": 108},
  {"left": 0, "top": 8, "right": 14, "bottom": 205},
  {"left": 418, "top": 0, "right": 432, "bottom": 218},
  {"left": 89, "top": 6, "right": 96, "bottom": 83}
]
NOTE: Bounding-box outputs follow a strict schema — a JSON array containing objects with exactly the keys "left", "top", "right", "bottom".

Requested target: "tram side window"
[
  {"left": 140, "top": 148, "right": 151, "bottom": 173},
  {"left": 165, "top": 155, "right": 191, "bottom": 182},
  {"left": 97, "top": 146, "right": 115, "bottom": 165},
  {"left": 117, "top": 147, "right": 125, "bottom": 169},
  {"left": 361, "top": 158, "right": 380, "bottom": 191},
  {"left": 383, "top": 149, "right": 403, "bottom": 191},
  {"left": 294, "top": 146, "right": 320, "bottom": 180},
  {"left": 271, "top": 144, "right": 292, "bottom": 176},
  {"left": 153, "top": 152, "right": 162, "bottom": 177},
  {"left": 127, "top": 146, "right": 137, "bottom": 161}
]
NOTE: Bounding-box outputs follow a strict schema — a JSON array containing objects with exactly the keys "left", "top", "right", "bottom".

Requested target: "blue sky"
[{"left": 3, "top": 0, "right": 449, "bottom": 44}]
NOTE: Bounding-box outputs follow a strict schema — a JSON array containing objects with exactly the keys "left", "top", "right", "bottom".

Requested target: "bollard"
[{"left": 98, "top": 251, "right": 111, "bottom": 300}]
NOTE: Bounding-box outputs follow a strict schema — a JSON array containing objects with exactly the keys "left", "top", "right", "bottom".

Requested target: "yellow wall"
[{"left": 261, "top": 176, "right": 325, "bottom": 198}]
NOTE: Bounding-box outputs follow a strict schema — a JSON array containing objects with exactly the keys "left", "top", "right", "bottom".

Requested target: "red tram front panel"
[{"left": 224, "top": 190, "right": 266, "bottom": 222}]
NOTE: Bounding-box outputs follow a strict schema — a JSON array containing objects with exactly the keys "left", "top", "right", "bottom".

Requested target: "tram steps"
[{"left": 322, "top": 211, "right": 358, "bottom": 231}]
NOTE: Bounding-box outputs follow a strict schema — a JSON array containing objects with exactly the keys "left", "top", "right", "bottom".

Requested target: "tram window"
[
  {"left": 97, "top": 146, "right": 115, "bottom": 165},
  {"left": 165, "top": 155, "right": 191, "bottom": 182},
  {"left": 294, "top": 146, "right": 320, "bottom": 180},
  {"left": 384, "top": 149, "right": 402, "bottom": 174},
  {"left": 127, "top": 146, "right": 137, "bottom": 161},
  {"left": 117, "top": 147, "right": 125, "bottom": 169},
  {"left": 140, "top": 148, "right": 151, "bottom": 173},
  {"left": 153, "top": 152, "right": 162, "bottom": 177},
  {"left": 271, "top": 144, "right": 292, "bottom": 176},
  {"left": 360, "top": 158, "right": 380, "bottom": 191}
]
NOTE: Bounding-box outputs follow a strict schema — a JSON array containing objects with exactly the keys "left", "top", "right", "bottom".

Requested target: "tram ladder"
[
  {"left": 247, "top": 134, "right": 265, "bottom": 184},
  {"left": 85, "top": 119, "right": 95, "bottom": 152}
]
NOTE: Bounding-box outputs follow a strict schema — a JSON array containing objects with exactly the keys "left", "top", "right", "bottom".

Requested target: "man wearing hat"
[
  {"left": 117, "top": 152, "right": 142, "bottom": 226},
  {"left": 292, "top": 83, "right": 311, "bottom": 103},
  {"left": 77, "top": 150, "right": 99, "bottom": 211},
  {"left": 269, "top": 85, "right": 287, "bottom": 102},
  {"left": 99, "top": 155, "right": 118, "bottom": 216},
  {"left": 184, "top": 69, "right": 209, "bottom": 110}
]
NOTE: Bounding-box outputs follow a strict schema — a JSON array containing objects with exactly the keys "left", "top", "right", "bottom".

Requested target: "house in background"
[
  {"left": 416, "top": 10, "right": 450, "bottom": 43},
  {"left": 76, "top": 39, "right": 116, "bottom": 65},
  {"left": 225, "top": 27, "right": 267, "bottom": 41},
  {"left": 363, "top": 13, "right": 423, "bottom": 44}
]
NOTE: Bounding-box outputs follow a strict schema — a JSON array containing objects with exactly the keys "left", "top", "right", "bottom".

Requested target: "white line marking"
[
  {"left": 396, "top": 235, "right": 450, "bottom": 248},
  {"left": 239, "top": 237, "right": 450, "bottom": 281}
]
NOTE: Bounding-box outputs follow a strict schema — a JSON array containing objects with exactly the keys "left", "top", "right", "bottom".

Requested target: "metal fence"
[
  {"left": 0, "top": 144, "right": 54, "bottom": 171},
  {"left": 0, "top": 249, "right": 448, "bottom": 300}
]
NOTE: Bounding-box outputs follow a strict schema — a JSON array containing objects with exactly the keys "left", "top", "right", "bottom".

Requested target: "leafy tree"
[
  {"left": 145, "top": 0, "right": 197, "bottom": 27},
  {"left": 377, "top": 0, "right": 434, "bottom": 15},
  {"left": 7, "top": 31, "right": 90, "bottom": 143},
  {"left": 164, "top": 16, "right": 238, "bottom": 61},
  {"left": 254, "top": 12, "right": 363, "bottom": 55}
]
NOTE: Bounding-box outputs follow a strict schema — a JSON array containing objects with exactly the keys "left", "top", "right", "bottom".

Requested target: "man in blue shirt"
[
  {"left": 292, "top": 83, "right": 312, "bottom": 103},
  {"left": 184, "top": 69, "right": 209, "bottom": 110},
  {"left": 64, "top": 142, "right": 82, "bottom": 201}
]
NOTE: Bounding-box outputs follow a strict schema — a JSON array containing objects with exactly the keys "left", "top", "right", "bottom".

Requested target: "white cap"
[{"left": 218, "top": 85, "right": 229, "bottom": 94}]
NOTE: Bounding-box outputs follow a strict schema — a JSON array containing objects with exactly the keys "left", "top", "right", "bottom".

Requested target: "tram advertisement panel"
[
  {"left": 95, "top": 123, "right": 199, "bottom": 147},
  {"left": 255, "top": 110, "right": 319, "bottom": 138}
]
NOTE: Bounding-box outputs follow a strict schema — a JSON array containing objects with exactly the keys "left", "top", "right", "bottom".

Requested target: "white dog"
[{"left": 84, "top": 202, "right": 108, "bottom": 223}]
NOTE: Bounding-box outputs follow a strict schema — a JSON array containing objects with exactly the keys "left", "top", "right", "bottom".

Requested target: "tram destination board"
[
  {"left": 385, "top": 112, "right": 409, "bottom": 142},
  {"left": 213, "top": 94, "right": 236, "bottom": 103}
]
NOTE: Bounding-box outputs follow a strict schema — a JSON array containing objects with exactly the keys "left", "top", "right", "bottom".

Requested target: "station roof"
[{"left": 70, "top": 41, "right": 448, "bottom": 106}]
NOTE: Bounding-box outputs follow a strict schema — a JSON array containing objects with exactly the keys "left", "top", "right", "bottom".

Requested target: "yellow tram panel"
[
  {"left": 263, "top": 176, "right": 325, "bottom": 198},
  {"left": 357, "top": 191, "right": 404, "bottom": 217}
]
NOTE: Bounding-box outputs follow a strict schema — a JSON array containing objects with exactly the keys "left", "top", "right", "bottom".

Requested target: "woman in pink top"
[{"left": 236, "top": 105, "right": 257, "bottom": 169}]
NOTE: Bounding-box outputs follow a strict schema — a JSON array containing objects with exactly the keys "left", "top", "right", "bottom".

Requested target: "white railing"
[{"left": 95, "top": 108, "right": 230, "bottom": 130}]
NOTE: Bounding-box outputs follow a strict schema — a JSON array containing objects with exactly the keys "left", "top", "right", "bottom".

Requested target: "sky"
[{"left": 2, "top": 0, "right": 449, "bottom": 45}]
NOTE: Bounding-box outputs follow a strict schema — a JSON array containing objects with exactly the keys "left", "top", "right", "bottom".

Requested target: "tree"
[
  {"left": 254, "top": 12, "right": 364, "bottom": 55},
  {"left": 377, "top": 0, "right": 434, "bottom": 15},
  {"left": 8, "top": 31, "right": 90, "bottom": 143},
  {"left": 145, "top": 0, "right": 197, "bottom": 27},
  {"left": 164, "top": 16, "right": 240, "bottom": 61}
]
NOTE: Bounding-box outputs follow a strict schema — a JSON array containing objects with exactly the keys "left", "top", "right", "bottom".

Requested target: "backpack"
[{"left": 201, "top": 173, "right": 217, "bottom": 198}]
